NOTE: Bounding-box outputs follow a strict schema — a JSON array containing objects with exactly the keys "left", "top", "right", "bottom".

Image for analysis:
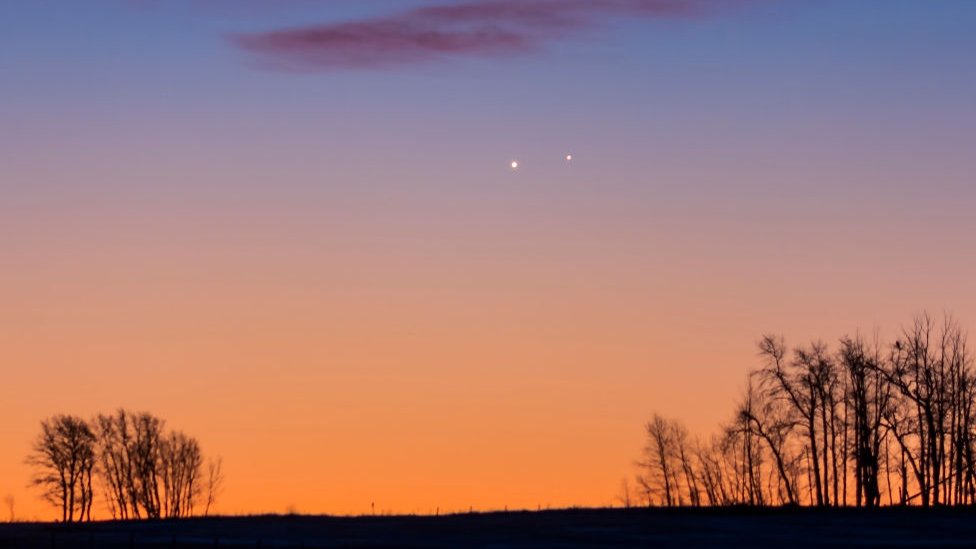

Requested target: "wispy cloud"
[{"left": 231, "top": 0, "right": 748, "bottom": 71}]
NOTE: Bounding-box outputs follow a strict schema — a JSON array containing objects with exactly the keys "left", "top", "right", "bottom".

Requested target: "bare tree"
[
  {"left": 94, "top": 409, "right": 164, "bottom": 519},
  {"left": 3, "top": 495, "right": 14, "bottom": 523},
  {"left": 737, "top": 377, "right": 798, "bottom": 505},
  {"left": 673, "top": 424, "right": 702, "bottom": 506},
  {"left": 204, "top": 456, "right": 225, "bottom": 517},
  {"left": 839, "top": 334, "right": 890, "bottom": 507},
  {"left": 637, "top": 414, "right": 717, "bottom": 507},
  {"left": 638, "top": 414, "right": 682, "bottom": 506},
  {"left": 879, "top": 313, "right": 974, "bottom": 506},
  {"left": 27, "top": 409, "right": 220, "bottom": 521},
  {"left": 616, "top": 477, "right": 633, "bottom": 508},
  {"left": 94, "top": 409, "right": 136, "bottom": 519},
  {"left": 627, "top": 312, "right": 976, "bottom": 509},
  {"left": 694, "top": 436, "right": 732, "bottom": 506},
  {"left": 160, "top": 431, "right": 203, "bottom": 518},
  {"left": 94, "top": 409, "right": 215, "bottom": 519},
  {"left": 758, "top": 335, "right": 831, "bottom": 506},
  {"left": 27, "top": 415, "right": 97, "bottom": 523},
  {"left": 130, "top": 412, "right": 164, "bottom": 518}
]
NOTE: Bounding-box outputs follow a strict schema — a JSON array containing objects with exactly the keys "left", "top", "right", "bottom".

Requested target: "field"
[{"left": 2, "top": 507, "right": 975, "bottom": 548}]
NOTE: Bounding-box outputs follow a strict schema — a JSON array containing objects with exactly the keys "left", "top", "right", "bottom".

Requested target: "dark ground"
[{"left": 2, "top": 507, "right": 976, "bottom": 548}]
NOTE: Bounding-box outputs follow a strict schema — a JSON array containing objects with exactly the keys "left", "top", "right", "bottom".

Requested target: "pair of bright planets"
[{"left": 510, "top": 154, "right": 574, "bottom": 170}]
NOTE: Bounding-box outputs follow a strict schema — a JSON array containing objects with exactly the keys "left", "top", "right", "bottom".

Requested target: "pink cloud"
[{"left": 231, "top": 0, "right": 748, "bottom": 71}]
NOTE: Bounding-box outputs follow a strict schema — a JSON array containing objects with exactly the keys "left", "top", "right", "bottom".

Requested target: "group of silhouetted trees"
[
  {"left": 28, "top": 409, "right": 224, "bottom": 523},
  {"left": 633, "top": 312, "right": 976, "bottom": 508}
]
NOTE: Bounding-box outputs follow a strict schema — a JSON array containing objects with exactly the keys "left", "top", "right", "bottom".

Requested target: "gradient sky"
[{"left": 2, "top": 0, "right": 976, "bottom": 520}]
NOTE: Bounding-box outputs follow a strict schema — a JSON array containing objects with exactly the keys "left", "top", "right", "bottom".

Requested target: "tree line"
[
  {"left": 28, "top": 409, "right": 224, "bottom": 523},
  {"left": 633, "top": 312, "right": 976, "bottom": 508}
]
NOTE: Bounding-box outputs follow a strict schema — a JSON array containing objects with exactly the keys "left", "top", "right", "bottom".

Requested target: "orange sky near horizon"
[{"left": 4, "top": 179, "right": 976, "bottom": 520}]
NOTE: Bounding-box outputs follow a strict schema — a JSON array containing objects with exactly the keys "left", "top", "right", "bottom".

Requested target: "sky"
[{"left": 2, "top": 0, "right": 976, "bottom": 520}]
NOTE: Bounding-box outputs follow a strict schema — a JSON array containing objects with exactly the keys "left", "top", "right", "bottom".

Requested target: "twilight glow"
[{"left": 1, "top": 0, "right": 976, "bottom": 521}]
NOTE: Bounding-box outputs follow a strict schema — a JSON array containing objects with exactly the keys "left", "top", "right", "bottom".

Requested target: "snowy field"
[{"left": 1, "top": 507, "right": 974, "bottom": 548}]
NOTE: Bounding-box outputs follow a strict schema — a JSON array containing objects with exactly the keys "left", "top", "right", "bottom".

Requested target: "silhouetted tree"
[
  {"left": 4, "top": 494, "right": 15, "bottom": 523},
  {"left": 839, "top": 334, "right": 889, "bottom": 507},
  {"left": 204, "top": 456, "right": 224, "bottom": 517},
  {"left": 160, "top": 431, "right": 203, "bottom": 518},
  {"left": 638, "top": 414, "right": 678, "bottom": 506},
  {"left": 632, "top": 311, "right": 976, "bottom": 509},
  {"left": 758, "top": 336, "right": 830, "bottom": 506},
  {"left": 673, "top": 423, "right": 702, "bottom": 506},
  {"left": 695, "top": 435, "right": 733, "bottom": 506},
  {"left": 94, "top": 409, "right": 164, "bottom": 518},
  {"left": 27, "top": 415, "right": 96, "bottom": 523},
  {"left": 30, "top": 409, "right": 219, "bottom": 521},
  {"left": 94, "top": 409, "right": 137, "bottom": 519},
  {"left": 92, "top": 409, "right": 216, "bottom": 519},
  {"left": 881, "top": 314, "right": 960, "bottom": 505},
  {"left": 616, "top": 477, "right": 633, "bottom": 508},
  {"left": 737, "top": 378, "right": 798, "bottom": 505}
]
